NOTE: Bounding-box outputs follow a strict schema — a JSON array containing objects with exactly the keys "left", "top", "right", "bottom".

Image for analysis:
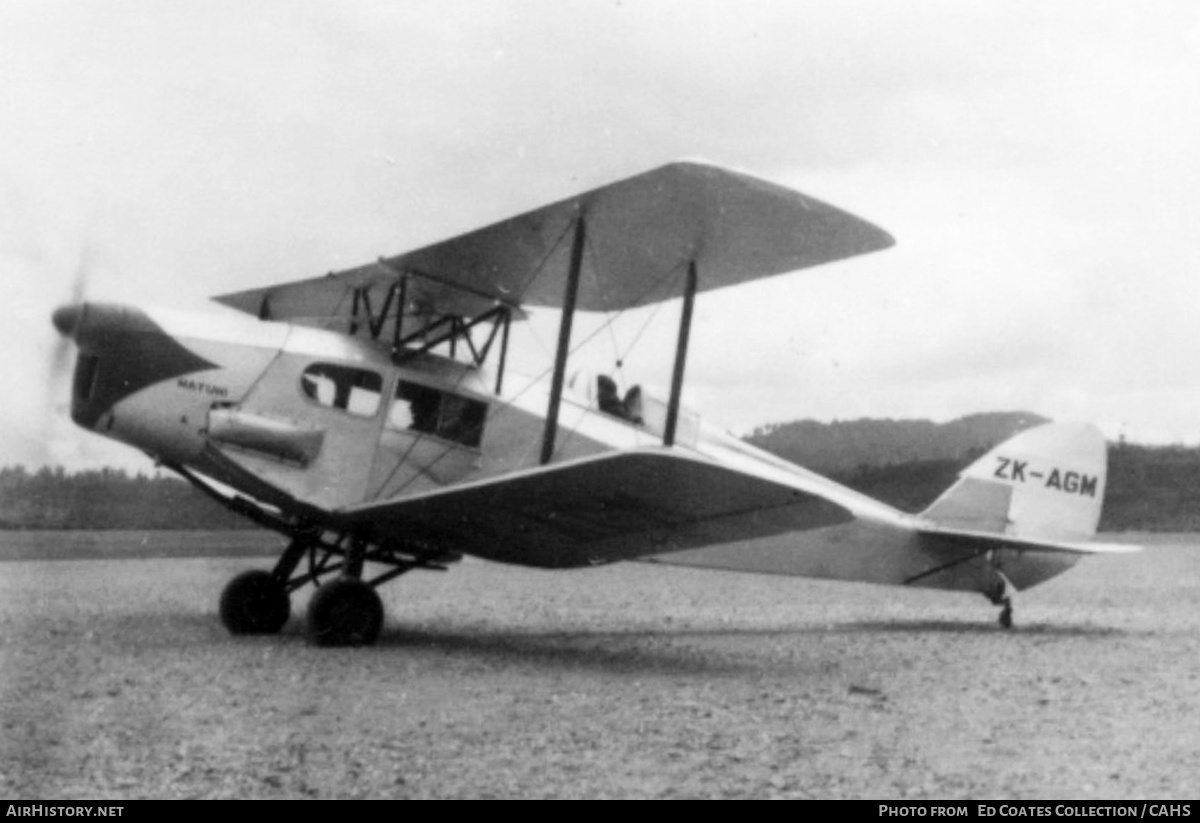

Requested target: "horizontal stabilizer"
[{"left": 918, "top": 526, "right": 1142, "bottom": 555}]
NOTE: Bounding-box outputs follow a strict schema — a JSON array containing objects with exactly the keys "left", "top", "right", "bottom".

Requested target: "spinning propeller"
[
  {"left": 50, "top": 248, "right": 94, "bottom": 358},
  {"left": 47, "top": 251, "right": 95, "bottom": 432}
]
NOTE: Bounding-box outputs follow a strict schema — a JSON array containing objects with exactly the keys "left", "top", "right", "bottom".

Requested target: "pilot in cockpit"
[{"left": 597, "top": 374, "right": 644, "bottom": 426}]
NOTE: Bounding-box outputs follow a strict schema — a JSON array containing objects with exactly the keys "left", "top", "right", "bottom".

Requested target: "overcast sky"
[{"left": 3, "top": 0, "right": 1199, "bottom": 471}]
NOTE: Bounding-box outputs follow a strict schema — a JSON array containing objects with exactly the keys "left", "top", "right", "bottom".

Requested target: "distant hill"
[
  {"left": 750, "top": 413, "right": 1200, "bottom": 531},
  {"left": 746, "top": 411, "right": 1049, "bottom": 475},
  {"left": 1102, "top": 443, "right": 1200, "bottom": 531},
  {"left": 829, "top": 441, "right": 1200, "bottom": 532}
]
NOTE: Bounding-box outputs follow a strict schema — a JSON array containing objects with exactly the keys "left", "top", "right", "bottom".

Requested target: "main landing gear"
[
  {"left": 169, "top": 462, "right": 453, "bottom": 647},
  {"left": 215, "top": 525, "right": 453, "bottom": 647}
]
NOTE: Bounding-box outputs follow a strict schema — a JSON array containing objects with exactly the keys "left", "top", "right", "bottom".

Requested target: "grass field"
[
  {"left": 0, "top": 530, "right": 284, "bottom": 561},
  {"left": 1, "top": 531, "right": 1197, "bottom": 799}
]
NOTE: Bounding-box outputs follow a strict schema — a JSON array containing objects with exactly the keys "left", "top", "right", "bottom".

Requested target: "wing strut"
[
  {"left": 540, "top": 221, "right": 699, "bottom": 458},
  {"left": 664, "top": 259, "right": 697, "bottom": 447},
  {"left": 541, "top": 214, "right": 586, "bottom": 465}
]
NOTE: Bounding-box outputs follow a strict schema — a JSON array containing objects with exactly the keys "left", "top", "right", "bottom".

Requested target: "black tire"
[
  {"left": 999, "top": 603, "right": 1014, "bottom": 629},
  {"left": 306, "top": 577, "right": 384, "bottom": 647},
  {"left": 219, "top": 570, "right": 290, "bottom": 635}
]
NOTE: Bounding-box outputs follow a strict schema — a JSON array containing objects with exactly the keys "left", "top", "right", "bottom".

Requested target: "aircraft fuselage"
[{"left": 54, "top": 301, "right": 1080, "bottom": 602}]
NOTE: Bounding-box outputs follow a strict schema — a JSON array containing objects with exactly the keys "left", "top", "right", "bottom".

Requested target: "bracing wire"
[{"left": 368, "top": 225, "right": 695, "bottom": 498}]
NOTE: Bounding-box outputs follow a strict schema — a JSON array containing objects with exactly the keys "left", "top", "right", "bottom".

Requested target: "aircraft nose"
[{"left": 52, "top": 304, "right": 83, "bottom": 338}]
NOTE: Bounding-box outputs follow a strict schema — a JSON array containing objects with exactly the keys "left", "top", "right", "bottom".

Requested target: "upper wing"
[
  {"left": 214, "top": 161, "right": 894, "bottom": 331},
  {"left": 337, "top": 448, "right": 854, "bottom": 568}
]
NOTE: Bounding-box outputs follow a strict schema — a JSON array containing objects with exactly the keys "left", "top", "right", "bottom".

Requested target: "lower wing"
[{"left": 337, "top": 449, "right": 854, "bottom": 568}]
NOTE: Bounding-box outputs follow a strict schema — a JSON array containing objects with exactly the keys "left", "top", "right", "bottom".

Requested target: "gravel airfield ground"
[{"left": 1, "top": 531, "right": 1198, "bottom": 800}]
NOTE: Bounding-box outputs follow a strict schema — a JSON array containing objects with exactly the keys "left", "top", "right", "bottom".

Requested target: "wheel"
[
  {"left": 999, "top": 602, "right": 1014, "bottom": 629},
  {"left": 220, "top": 570, "right": 290, "bottom": 635},
  {"left": 306, "top": 577, "right": 385, "bottom": 647}
]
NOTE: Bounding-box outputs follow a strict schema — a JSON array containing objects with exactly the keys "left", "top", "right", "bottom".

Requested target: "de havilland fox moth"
[{"left": 50, "top": 162, "right": 1139, "bottom": 646}]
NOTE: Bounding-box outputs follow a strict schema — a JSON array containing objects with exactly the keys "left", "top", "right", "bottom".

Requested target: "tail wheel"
[
  {"left": 999, "top": 601, "right": 1014, "bottom": 629},
  {"left": 306, "top": 576, "right": 385, "bottom": 647},
  {"left": 220, "top": 570, "right": 290, "bottom": 635}
]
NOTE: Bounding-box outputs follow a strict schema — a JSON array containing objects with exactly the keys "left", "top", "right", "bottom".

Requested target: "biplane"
[{"left": 50, "top": 161, "right": 1137, "bottom": 645}]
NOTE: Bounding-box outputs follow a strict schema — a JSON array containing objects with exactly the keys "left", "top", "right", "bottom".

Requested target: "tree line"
[
  {"left": 0, "top": 465, "right": 248, "bottom": 530},
  {"left": 3, "top": 428, "right": 1199, "bottom": 531}
]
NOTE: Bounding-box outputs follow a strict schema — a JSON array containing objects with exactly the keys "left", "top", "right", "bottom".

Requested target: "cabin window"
[
  {"left": 300, "top": 364, "right": 383, "bottom": 418},
  {"left": 388, "top": 380, "right": 487, "bottom": 448}
]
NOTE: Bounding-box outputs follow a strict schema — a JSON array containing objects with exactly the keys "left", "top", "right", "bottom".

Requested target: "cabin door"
[{"left": 366, "top": 378, "right": 487, "bottom": 501}]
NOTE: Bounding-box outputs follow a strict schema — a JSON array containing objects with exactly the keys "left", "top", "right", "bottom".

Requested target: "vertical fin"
[{"left": 921, "top": 422, "right": 1107, "bottom": 542}]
